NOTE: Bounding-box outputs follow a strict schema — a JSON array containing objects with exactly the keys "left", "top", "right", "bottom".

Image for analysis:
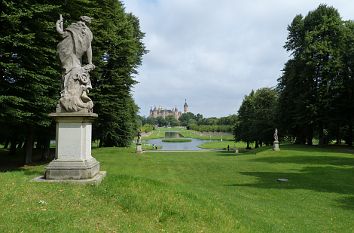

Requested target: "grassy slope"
[
  {"left": 0, "top": 145, "right": 354, "bottom": 232},
  {"left": 199, "top": 140, "right": 249, "bottom": 149},
  {"left": 143, "top": 127, "right": 234, "bottom": 140}
]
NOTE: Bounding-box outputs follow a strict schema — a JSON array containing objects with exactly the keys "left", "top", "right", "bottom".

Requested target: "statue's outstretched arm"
[{"left": 56, "top": 14, "right": 64, "bottom": 35}]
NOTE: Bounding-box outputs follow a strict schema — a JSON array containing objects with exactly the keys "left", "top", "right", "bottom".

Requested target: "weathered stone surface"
[
  {"left": 273, "top": 128, "right": 280, "bottom": 151},
  {"left": 56, "top": 15, "right": 95, "bottom": 113},
  {"left": 273, "top": 141, "right": 280, "bottom": 151},
  {"left": 136, "top": 145, "right": 142, "bottom": 153},
  {"left": 49, "top": 113, "right": 97, "bottom": 161},
  {"left": 45, "top": 157, "right": 99, "bottom": 180},
  {"left": 44, "top": 113, "right": 104, "bottom": 181},
  {"left": 42, "top": 16, "right": 104, "bottom": 183},
  {"left": 274, "top": 128, "right": 279, "bottom": 141},
  {"left": 33, "top": 171, "right": 106, "bottom": 185}
]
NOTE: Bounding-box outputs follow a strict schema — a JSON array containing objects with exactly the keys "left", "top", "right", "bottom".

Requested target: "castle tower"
[
  {"left": 152, "top": 106, "right": 157, "bottom": 118},
  {"left": 184, "top": 99, "right": 189, "bottom": 113},
  {"left": 174, "top": 106, "right": 179, "bottom": 120}
]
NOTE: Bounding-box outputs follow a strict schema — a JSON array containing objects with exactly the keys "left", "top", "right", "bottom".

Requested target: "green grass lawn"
[
  {"left": 0, "top": 145, "right": 354, "bottom": 232},
  {"left": 199, "top": 140, "right": 249, "bottom": 150},
  {"left": 179, "top": 130, "right": 234, "bottom": 140},
  {"left": 141, "top": 143, "right": 161, "bottom": 150},
  {"left": 143, "top": 127, "right": 234, "bottom": 141}
]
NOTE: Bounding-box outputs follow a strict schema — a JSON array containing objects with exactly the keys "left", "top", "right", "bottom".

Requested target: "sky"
[{"left": 121, "top": 0, "right": 354, "bottom": 118}]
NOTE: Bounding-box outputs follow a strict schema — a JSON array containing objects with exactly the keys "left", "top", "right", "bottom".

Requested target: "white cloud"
[{"left": 122, "top": 0, "right": 354, "bottom": 117}]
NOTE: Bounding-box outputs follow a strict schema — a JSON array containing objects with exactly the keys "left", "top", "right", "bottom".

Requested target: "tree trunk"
[
  {"left": 246, "top": 141, "right": 251, "bottom": 149},
  {"left": 335, "top": 125, "right": 341, "bottom": 145},
  {"left": 41, "top": 137, "right": 50, "bottom": 161},
  {"left": 18, "top": 141, "right": 25, "bottom": 149},
  {"left": 306, "top": 126, "right": 313, "bottom": 146},
  {"left": 25, "top": 126, "right": 34, "bottom": 164},
  {"left": 255, "top": 140, "right": 259, "bottom": 148},
  {"left": 4, "top": 138, "right": 9, "bottom": 149},
  {"left": 348, "top": 124, "right": 353, "bottom": 146},
  {"left": 318, "top": 122, "right": 324, "bottom": 146},
  {"left": 295, "top": 128, "right": 306, "bottom": 144},
  {"left": 9, "top": 136, "right": 17, "bottom": 155}
]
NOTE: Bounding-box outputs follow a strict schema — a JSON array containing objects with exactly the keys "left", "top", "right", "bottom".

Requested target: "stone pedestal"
[
  {"left": 45, "top": 112, "right": 102, "bottom": 180},
  {"left": 136, "top": 144, "right": 142, "bottom": 153},
  {"left": 273, "top": 141, "right": 280, "bottom": 151}
]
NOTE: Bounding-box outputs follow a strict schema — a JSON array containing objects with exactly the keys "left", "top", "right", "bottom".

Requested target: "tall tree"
[
  {"left": 235, "top": 88, "right": 278, "bottom": 148},
  {"left": 0, "top": 0, "right": 146, "bottom": 162},
  {"left": 46, "top": 0, "right": 146, "bottom": 147},
  {"left": 333, "top": 20, "right": 354, "bottom": 145},
  {"left": 279, "top": 4, "right": 346, "bottom": 145},
  {"left": 83, "top": 0, "right": 146, "bottom": 147},
  {"left": 235, "top": 91, "right": 255, "bottom": 149},
  {"left": 0, "top": 0, "right": 61, "bottom": 162}
]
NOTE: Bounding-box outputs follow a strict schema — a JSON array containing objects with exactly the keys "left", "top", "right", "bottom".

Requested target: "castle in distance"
[{"left": 149, "top": 100, "right": 189, "bottom": 120}]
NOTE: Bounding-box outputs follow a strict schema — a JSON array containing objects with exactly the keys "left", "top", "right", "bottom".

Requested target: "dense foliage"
[
  {"left": 0, "top": 1, "right": 61, "bottom": 162},
  {"left": 188, "top": 124, "right": 234, "bottom": 133},
  {"left": 278, "top": 4, "right": 354, "bottom": 145},
  {"left": 234, "top": 5, "right": 354, "bottom": 147},
  {"left": 234, "top": 88, "right": 278, "bottom": 148},
  {"left": 0, "top": 0, "right": 146, "bottom": 162},
  {"left": 140, "top": 113, "right": 237, "bottom": 132}
]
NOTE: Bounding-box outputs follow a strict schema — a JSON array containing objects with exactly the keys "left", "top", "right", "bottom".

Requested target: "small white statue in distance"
[
  {"left": 274, "top": 128, "right": 278, "bottom": 142},
  {"left": 273, "top": 128, "right": 280, "bottom": 151},
  {"left": 136, "top": 131, "right": 143, "bottom": 153},
  {"left": 56, "top": 15, "right": 95, "bottom": 113}
]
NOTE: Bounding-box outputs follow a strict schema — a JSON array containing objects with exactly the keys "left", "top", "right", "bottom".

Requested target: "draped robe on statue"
[
  {"left": 58, "top": 21, "right": 93, "bottom": 73},
  {"left": 57, "top": 20, "right": 94, "bottom": 113}
]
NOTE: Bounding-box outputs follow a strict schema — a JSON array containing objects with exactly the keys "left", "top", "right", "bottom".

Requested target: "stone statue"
[
  {"left": 136, "top": 130, "right": 142, "bottom": 153},
  {"left": 56, "top": 14, "right": 95, "bottom": 113},
  {"left": 137, "top": 130, "right": 142, "bottom": 145},
  {"left": 274, "top": 128, "right": 278, "bottom": 142}
]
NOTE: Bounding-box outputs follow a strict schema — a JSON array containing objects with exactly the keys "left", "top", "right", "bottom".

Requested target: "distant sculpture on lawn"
[
  {"left": 274, "top": 128, "right": 278, "bottom": 141},
  {"left": 137, "top": 130, "right": 142, "bottom": 144},
  {"left": 56, "top": 14, "right": 95, "bottom": 113},
  {"left": 273, "top": 128, "right": 280, "bottom": 151}
]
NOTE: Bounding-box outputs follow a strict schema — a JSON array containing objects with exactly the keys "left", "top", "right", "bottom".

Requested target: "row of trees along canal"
[
  {"left": 139, "top": 113, "right": 237, "bottom": 133},
  {"left": 141, "top": 5, "right": 354, "bottom": 148},
  {"left": 236, "top": 5, "right": 354, "bottom": 148},
  {"left": 0, "top": 0, "right": 146, "bottom": 163},
  {"left": 1, "top": 3, "right": 353, "bottom": 164}
]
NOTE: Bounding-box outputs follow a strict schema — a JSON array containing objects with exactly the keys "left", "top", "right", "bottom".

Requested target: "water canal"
[{"left": 146, "top": 138, "right": 207, "bottom": 151}]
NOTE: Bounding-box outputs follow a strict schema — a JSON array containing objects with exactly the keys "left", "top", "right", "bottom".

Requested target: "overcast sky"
[{"left": 121, "top": 0, "right": 353, "bottom": 118}]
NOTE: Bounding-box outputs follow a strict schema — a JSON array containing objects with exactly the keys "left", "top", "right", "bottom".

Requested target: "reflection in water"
[
  {"left": 147, "top": 138, "right": 207, "bottom": 151},
  {"left": 164, "top": 131, "right": 182, "bottom": 138}
]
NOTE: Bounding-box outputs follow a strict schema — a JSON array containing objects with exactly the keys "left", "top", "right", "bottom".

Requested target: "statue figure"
[
  {"left": 56, "top": 15, "right": 95, "bottom": 113},
  {"left": 137, "top": 130, "right": 142, "bottom": 145},
  {"left": 274, "top": 128, "right": 278, "bottom": 142}
]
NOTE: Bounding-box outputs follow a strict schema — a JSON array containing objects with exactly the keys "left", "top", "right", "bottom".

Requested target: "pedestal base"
[
  {"left": 273, "top": 141, "right": 280, "bottom": 151},
  {"left": 45, "top": 157, "right": 100, "bottom": 180},
  {"left": 44, "top": 112, "right": 104, "bottom": 182},
  {"left": 33, "top": 171, "right": 106, "bottom": 185},
  {"left": 136, "top": 144, "right": 142, "bottom": 153}
]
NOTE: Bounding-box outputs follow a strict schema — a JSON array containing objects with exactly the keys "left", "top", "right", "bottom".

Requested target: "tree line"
[
  {"left": 235, "top": 5, "right": 354, "bottom": 147},
  {"left": 139, "top": 113, "right": 237, "bottom": 133},
  {"left": 0, "top": 0, "right": 146, "bottom": 162}
]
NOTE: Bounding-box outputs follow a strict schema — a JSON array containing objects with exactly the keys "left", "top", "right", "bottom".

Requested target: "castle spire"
[{"left": 184, "top": 99, "right": 189, "bottom": 113}]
